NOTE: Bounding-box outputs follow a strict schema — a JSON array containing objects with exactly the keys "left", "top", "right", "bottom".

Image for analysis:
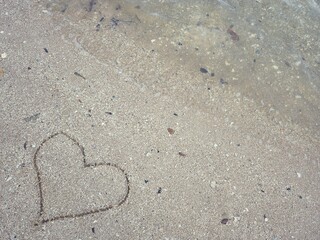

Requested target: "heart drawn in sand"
[{"left": 33, "top": 132, "right": 129, "bottom": 224}]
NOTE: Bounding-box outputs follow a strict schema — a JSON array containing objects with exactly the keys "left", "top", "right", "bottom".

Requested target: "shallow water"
[{"left": 44, "top": 0, "right": 320, "bottom": 138}]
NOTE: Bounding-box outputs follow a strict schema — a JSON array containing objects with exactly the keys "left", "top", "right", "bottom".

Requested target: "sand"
[{"left": 1, "top": 1, "right": 319, "bottom": 239}]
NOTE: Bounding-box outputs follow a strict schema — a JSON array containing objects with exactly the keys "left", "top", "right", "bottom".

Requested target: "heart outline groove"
[{"left": 33, "top": 131, "right": 130, "bottom": 224}]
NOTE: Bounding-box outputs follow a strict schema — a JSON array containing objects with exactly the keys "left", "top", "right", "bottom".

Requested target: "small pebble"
[
  {"left": 178, "top": 152, "right": 186, "bottom": 157},
  {"left": 221, "top": 218, "right": 229, "bottom": 225},
  {"left": 1, "top": 52, "right": 7, "bottom": 59},
  {"left": 167, "top": 128, "right": 175, "bottom": 135},
  {"left": 200, "top": 67, "right": 208, "bottom": 73}
]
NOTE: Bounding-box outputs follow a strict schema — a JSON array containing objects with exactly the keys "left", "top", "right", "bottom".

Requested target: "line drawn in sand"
[{"left": 33, "top": 131, "right": 130, "bottom": 224}]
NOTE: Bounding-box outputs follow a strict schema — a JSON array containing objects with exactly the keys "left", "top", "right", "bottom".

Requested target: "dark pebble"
[
  {"left": 200, "top": 67, "right": 208, "bottom": 73},
  {"left": 221, "top": 218, "right": 229, "bottom": 225},
  {"left": 157, "top": 187, "right": 162, "bottom": 194},
  {"left": 167, "top": 128, "right": 175, "bottom": 135},
  {"left": 178, "top": 152, "right": 187, "bottom": 157}
]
